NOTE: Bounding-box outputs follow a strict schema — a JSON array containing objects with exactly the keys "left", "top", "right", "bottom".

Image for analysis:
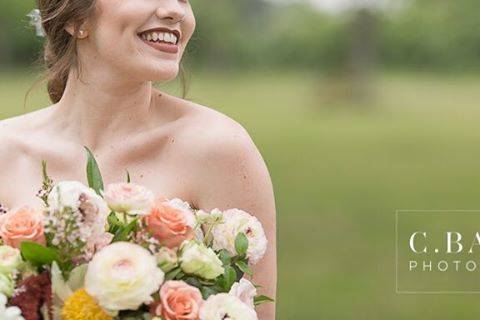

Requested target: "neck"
[{"left": 51, "top": 67, "right": 158, "bottom": 152}]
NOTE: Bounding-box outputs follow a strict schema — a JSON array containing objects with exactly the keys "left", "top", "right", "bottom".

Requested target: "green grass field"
[{"left": 3, "top": 69, "right": 480, "bottom": 318}]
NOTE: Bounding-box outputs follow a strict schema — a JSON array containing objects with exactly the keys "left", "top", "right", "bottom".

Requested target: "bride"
[{"left": 0, "top": 0, "right": 277, "bottom": 319}]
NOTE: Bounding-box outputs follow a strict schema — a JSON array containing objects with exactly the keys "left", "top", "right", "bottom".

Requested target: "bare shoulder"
[
  {"left": 0, "top": 117, "right": 23, "bottom": 163},
  {"left": 0, "top": 108, "right": 51, "bottom": 158},
  {"left": 173, "top": 97, "right": 262, "bottom": 167},
  {"left": 169, "top": 96, "right": 274, "bottom": 211}
]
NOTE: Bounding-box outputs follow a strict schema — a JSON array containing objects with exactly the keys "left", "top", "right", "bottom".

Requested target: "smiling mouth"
[{"left": 137, "top": 28, "right": 181, "bottom": 46}]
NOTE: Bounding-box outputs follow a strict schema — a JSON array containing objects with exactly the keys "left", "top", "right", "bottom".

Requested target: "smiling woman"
[{"left": 0, "top": 0, "right": 277, "bottom": 319}]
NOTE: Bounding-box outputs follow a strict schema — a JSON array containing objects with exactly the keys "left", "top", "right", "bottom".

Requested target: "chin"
[{"left": 149, "top": 65, "right": 179, "bottom": 82}]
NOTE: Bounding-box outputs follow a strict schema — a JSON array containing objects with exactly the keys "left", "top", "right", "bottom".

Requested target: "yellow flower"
[{"left": 61, "top": 289, "right": 112, "bottom": 320}]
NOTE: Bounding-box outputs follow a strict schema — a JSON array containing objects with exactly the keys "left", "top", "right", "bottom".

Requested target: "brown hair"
[{"left": 26, "top": 0, "right": 189, "bottom": 106}]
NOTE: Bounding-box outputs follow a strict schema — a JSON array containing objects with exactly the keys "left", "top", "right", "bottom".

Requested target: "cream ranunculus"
[
  {"left": 179, "top": 241, "right": 224, "bottom": 280},
  {"left": 211, "top": 209, "right": 267, "bottom": 265},
  {"left": 102, "top": 183, "right": 154, "bottom": 216},
  {"left": 199, "top": 293, "right": 258, "bottom": 320},
  {"left": 0, "top": 246, "right": 23, "bottom": 275},
  {"left": 85, "top": 242, "right": 164, "bottom": 311}
]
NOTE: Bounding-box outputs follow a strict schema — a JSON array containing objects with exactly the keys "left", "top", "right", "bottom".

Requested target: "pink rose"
[
  {"left": 146, "top": 198, "right": 195, "bottom": 248},
  {"left": 0, "top": 206, "right": 46, "bottom": 249},
  {"left": 157, "top": 280, "right": 203, "bottom": 320}
]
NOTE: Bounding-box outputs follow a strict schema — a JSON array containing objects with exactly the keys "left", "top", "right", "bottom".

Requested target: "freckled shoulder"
[{"left": 165, "top": 95, "right": 258, "bottom": 161}]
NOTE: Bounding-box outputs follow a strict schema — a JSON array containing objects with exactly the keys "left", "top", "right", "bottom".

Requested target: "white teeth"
[{"left": 141, "top": 31, "right": 178, "bottom": 44}]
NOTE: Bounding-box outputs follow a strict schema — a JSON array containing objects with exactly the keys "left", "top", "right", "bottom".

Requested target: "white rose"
[
  {"left": 199, "top": 293, "right": 258, "bottom": 320},
  {"left": 211, "top": 209, "right": 267, "bottom": 265},
  {"left": 0, "top": 274, "right": 14, "bottom": 297},
  {"left": 229, "top": 278, "right": 257, "bottom": 309},
  {"left": 85, "top": 242, "right": 164, "bottom": 311},
  {"left": 102, "top": 183, "right": 154, "bottom": 216},
  {"left": 0, "top": 294, "right": 24, "bottom": 320},
  {"left": 0, "top": 246, "right": 23, "bottom": 275},
  {"left": 180, "top": 241, "right": 224, "bottom": 280}
]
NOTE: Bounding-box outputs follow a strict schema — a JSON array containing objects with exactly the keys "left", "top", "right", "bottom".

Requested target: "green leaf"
[
  {"left": 174, "top": 271, "right": 186, "bottom": 280},
  {"left": 235, "top": 233, "right": 248, "bottom": 256},
  {"left": 165, "top": 267, "right": 182, "bottom": 281},
  {"left": 107, "top": 212, "right": 122, "bottom": 234},
  {"left": 113, "top": 218, "right": 138, "bottom": 242},
  {"left": 217, "top": 266, "right": 237, "bottom": 292},
  {"left": 218, "top": 249, "right": 232, "bottom": 266},
  {"left": 200, "top": 286, "right": 218, "bottom": 300},
  {"left": 84, "top": 146, "right": 104, "bottom": 195},
  {"left": 254, "top": 295, "right": 275, "bottom": 306},
  {"left": 184, "top": 276, "right": 202, "bottom": 289},
  {"left": 235, "top": 260, "right": 253, "bottom": 276},
  {"left": 21, "top": 241, "right": 60, "bottom": 267},
  {"left": 126, "top": 170, "right": 131, "bottom": 183}
]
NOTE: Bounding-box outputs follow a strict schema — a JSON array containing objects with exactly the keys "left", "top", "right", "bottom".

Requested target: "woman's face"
[{"left": 83, "top": 0, "right": 195, "bottom": 82}]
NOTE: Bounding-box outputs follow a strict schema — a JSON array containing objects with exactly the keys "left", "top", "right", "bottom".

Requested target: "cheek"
[
  {"left": 93, "top": 0, "right": 149, "bottom": 45},
  {"left": 91, "top": 6, "right": 148, "bottom": 64},
  {"left": 184, "top": 10, "right": 196, "bottom": 42}
]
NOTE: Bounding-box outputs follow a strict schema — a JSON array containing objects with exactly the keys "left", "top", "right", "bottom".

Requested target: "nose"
[{"left": 155, "top": 1, "right": 185, "bottom": 24}]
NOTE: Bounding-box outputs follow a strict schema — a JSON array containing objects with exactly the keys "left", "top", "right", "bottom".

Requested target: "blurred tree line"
[{"left": 1, "top": 0, "right": 480, "bottom": 72}]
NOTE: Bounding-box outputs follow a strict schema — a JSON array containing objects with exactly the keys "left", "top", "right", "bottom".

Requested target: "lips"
[
  {"left": 140, "top": 37, "right": 179, "bottom": 54},
  {"left": 137, "top": 27, "right": 181, "bottom": 44},
  {"left": 137, "top": 27, "right": 181, "bottom": 54}
]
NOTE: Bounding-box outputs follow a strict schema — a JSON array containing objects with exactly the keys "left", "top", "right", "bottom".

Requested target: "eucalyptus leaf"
[
  {"left": 200, "top": 286, "right": 218, "bottom": 300},
  {"left": 184, "top": 276, "right": 202, "bottom": 289}
]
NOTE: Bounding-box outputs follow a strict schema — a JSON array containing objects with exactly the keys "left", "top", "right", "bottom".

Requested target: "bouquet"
[{"left": 0, "top": 148, "right": 273, "bottom": 320}]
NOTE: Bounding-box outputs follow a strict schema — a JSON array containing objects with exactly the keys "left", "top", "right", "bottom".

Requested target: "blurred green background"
[{"left": 4, "top": 0, "right": 480, "bottom": 318}]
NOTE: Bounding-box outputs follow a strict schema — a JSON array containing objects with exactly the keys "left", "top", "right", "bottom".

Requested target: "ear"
[{"left": 64, "top": 21, "right": 90, "bottom": 39}]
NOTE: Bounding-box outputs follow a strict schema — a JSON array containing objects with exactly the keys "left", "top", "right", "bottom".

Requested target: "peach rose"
[
  {"left": 0, "top": 206, "right": 45, "bottom": 249},
  {"left": 156, "top": 280, "right": 203, "bottom": 320},
  {"left": 146, "top": 198, "right": 195, "bottom": 248}
]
